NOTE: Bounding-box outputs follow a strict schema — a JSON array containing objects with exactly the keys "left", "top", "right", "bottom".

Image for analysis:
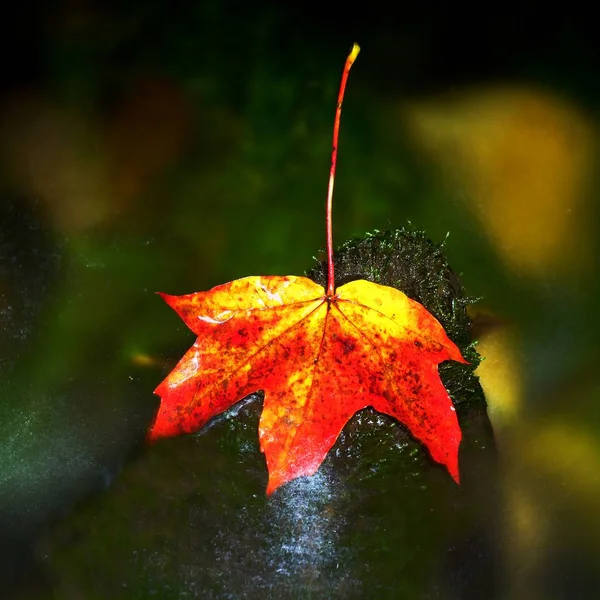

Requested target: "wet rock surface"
[{"left": 22, "top": 230, "right": 499, "bottom": 599}]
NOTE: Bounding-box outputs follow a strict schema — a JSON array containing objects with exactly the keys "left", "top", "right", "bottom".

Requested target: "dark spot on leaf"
[{"left": 341, "top": 339, "right": 355, "bottom": 354}]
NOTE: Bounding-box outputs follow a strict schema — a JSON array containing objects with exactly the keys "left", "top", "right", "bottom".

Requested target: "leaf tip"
[
  {"left": 448, "top": 344, "right": 471, "bottom": 366},
  {"left": 145, "top": 422, "right": 159, "bottom": 444},
  {"left": 446, "top": 453, "right": 461, "bottom": 485},
  {"left": 265, "top": 469, "right": 288, "bottom": 496}
]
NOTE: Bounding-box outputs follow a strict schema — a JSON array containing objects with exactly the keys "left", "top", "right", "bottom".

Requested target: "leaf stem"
[{"left": 326, "top": 42, "right": 360, "bottom": 297}]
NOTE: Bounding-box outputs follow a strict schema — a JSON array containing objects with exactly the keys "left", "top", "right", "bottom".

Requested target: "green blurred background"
[{"left": 1, "top": 1, "right": 600, "bottom": 598}]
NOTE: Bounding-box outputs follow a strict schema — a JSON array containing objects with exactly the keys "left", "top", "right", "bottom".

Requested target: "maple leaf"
[
  {"left": 150, "top": 275, "right": 467, "bottom": 494},
  {"left": 148, "top": 44, "right": 469, "bottom": 495}
]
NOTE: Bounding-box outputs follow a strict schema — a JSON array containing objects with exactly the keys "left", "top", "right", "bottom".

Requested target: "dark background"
[{"left": 1, "top": 1, "right": 600, "bottom": 598}]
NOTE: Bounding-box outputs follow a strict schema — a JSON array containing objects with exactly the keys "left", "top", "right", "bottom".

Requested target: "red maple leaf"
[{"left": 148, "top": 44, "right": 468, "bottom": 495}]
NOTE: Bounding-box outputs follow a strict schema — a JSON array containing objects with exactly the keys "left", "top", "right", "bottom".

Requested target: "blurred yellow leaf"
[{"left": 403, "top": 86, "right": 596, "bottom": 278}]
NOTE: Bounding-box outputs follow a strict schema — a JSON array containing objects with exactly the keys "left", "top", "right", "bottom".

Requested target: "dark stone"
[{"left": 26, "top": 229, "right": 501, "bottom": 600}]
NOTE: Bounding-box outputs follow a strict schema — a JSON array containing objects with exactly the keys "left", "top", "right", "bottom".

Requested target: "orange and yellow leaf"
[{"left": 149, "top": 275, "right": 468, "bottom": 495}]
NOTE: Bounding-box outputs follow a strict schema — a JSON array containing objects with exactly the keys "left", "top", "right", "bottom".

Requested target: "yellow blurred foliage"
[
  {"left": 0, "top": 77, "right": 190, "bottom": 233},
  {"left": 403, "top": 86, "right": 597, "bottom": 277},
  {"left": 470, "top": 308, "right": 523, "bottom": 433},
  {"left": 518, "top": 421, "right": 600, "bottom": 517},
  {"left": 501, "top": 419, "right": 600, "bottom": 599},
  {"left": 0, "top": 92, "right": 112, "bottom": 232}
]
